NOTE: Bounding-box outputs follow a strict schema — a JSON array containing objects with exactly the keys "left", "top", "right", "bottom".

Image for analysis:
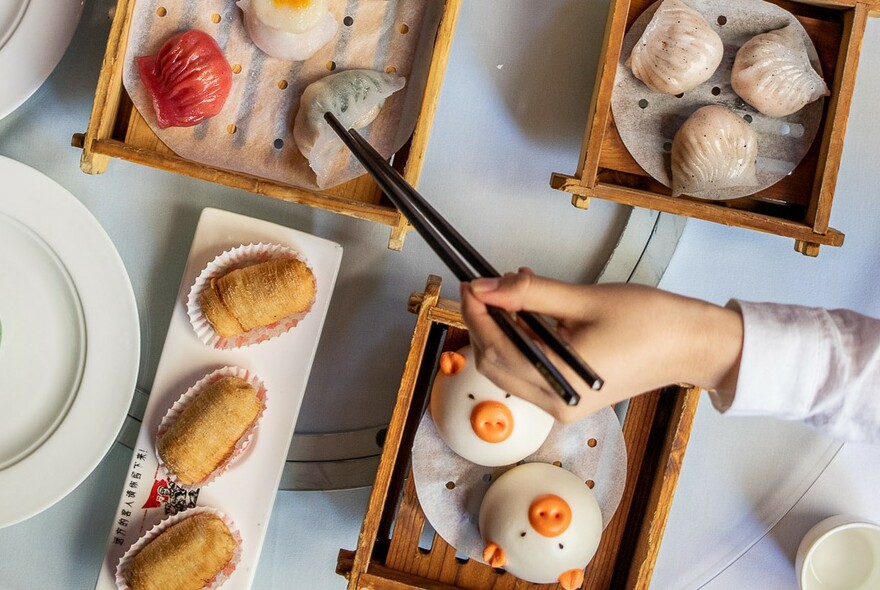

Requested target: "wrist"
[{"left": 685, "top": 301, "right": 744, "bottom": 393}]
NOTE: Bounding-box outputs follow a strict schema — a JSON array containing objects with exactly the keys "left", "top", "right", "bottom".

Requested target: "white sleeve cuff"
[{"left": 711, "top": 300, "right": 824, "bottom": 420}]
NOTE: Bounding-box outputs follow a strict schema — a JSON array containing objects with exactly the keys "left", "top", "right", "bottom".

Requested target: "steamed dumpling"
[
  {"left": 294, "top": 69, "right": 405, "bottom": 188},
  {"left": 731, "top": 24, "right": 830, "bottom": 118},
  {"left": 626, "top": 0, "right": 723, "bottom": 95},
  {"left": 237, "top": 0, "right": 338, "bottom": 61},
  {"left": 671, "top": 105, "right": 758, "bottom": 199},
  {"left": 136, "top": 30, "right": 233, "bottom": 129}
]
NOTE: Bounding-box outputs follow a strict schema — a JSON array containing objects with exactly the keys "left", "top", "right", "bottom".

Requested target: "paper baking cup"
[
  {"left": 115, "top": 506, "right": 242, "bottom": 590},
  {"left": 187, "top": 243, "right": 316, "bottom": 349},
  {"left": 156, "top": 366, "right": 267, "bottom": 489}
]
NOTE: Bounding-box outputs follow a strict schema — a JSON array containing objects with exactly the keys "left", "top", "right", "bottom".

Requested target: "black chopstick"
[
  {"left": 324, "top": 112, "right": 604, "bottom": 405},
  {"left": 342, "top": 126, "right": 604, "bottom": 395}
]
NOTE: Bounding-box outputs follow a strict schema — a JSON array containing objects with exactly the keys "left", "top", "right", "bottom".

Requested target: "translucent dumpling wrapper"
[
  {"left": 731, "top": 23, "right": 830, "bottom": 118},
  {"left": 294, "top": 69, "right": 406, "bottom": 188},
  {"left": 136, "top": 30, "right": 233, "bottom": 129},
  {"left": 237, "top": 0, "right": 338, "bottom": 62},
  {"left": 626, "top": 0, "right": 723, "bottom": 95},
  {"left": 671, "top": 105, "right": 758, "bottom": 199}
]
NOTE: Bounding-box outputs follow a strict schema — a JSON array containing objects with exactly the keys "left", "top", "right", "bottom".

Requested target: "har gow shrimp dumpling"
[
  {"left": 732, "top": 24, "right": 830, "bottom": 118},
  {"left": 294, "top": 69, "right": 405, "bottom": 188},
  {"left": 237, "top": 0, "right": 338, "bottom": 62},
  {"left": 671, "top": 105, "right": 758, "bottom": 199},
  {"left": 626, "top": 0, "right": 723, "bottom": 95}
]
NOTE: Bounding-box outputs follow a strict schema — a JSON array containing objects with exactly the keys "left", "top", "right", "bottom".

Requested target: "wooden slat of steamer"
[
  {"left": 591, "top": 181, "right": 845, "bottom": 246},
  {"left": 384, "top": 477, "right": 491, "bottom": 587},
  {"left": 85, "top": 136, "right": 401, "bottom": 220},
  {"left": 807, "top": 1, "right": 869, "bottom": 234},
  {"left": 566, "top": 386, "right": 699, "bottom": 589},
  {"left": 79, "top": 0, "right": 137, "bottom": 174},
  {"left": 390, "top": 0, "right": 465, "bottom": 249},
  {"left": 616, "top": 386, "right": 701, "bottom": 588},
  {"left": 345, "top": 276, "right": 443, "bottom": 590},
  {"left": 576, "top": 0, "right": 632, "bottom": 184},
  {"left": 383, "top": 477, "right": 530, "bottom": 589}
]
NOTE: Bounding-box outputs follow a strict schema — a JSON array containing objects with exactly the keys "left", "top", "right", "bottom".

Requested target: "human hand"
[{"left": 460, "top": 270, "right": 743, "bottom": 422}]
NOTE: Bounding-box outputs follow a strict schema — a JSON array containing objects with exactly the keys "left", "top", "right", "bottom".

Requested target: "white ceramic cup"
[{"left": 796, "top": 515, "right": 880, "bottom": 590}]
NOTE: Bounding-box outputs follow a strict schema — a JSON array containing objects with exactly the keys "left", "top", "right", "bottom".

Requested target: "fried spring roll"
[
  {"left": 157, "top": 376, "right": 261, "bottom": 485},
  {"left": 127, "top": 512, "right": 237, "bottom": 590},
  {"left": 199, "top": 258, "right": 316, "bottom": 337}
]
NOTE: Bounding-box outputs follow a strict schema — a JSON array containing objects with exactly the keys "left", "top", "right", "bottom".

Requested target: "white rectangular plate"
[{"left": 95, "top": 207, "right": 343, "bottom": 589}]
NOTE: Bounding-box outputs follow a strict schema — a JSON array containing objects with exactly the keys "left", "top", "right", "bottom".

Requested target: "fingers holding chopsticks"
[
  {"left": 461, "top": 272, "right": 746, "bottom": 422},
  {"left": 460, "top": 273, "right": 609, "bottom": 422}
]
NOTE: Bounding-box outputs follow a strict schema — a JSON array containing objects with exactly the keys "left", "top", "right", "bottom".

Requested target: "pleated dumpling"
[
  {"left": 671, "top": 105, "right": 758, "bottom": 199},
  {"left": 626, "top": 0, "right": 723, "bottom": 95},
  {"left": 731, "top": 24, "right": 829, "bottom": 118},
  {"left": 294, "top": 69, "right": 405, "bottom": 188}
]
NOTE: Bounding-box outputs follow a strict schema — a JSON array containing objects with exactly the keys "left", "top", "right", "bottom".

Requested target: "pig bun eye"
[
  {"left": 505, "top": 393, "right": 511, "bottom": 398},
  {"left": 520, "top": 532, "right": 527, "bottom": 537},
  {"left": 468, "top": 394, "right": 475, "bottom": 400},
  {"left": 558, "top": 543, "right": 564, "bottom": 550}
]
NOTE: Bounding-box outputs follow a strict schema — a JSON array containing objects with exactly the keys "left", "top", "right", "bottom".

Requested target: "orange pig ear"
[
  {"left": 558, "top": 568, "right": 585, "bottom": 590},
  {"left": 482, "top": 541, "right": 507, "bottom": 568},
  {"left": 439, "top": 351, "right": 466, "bottom": 375}
]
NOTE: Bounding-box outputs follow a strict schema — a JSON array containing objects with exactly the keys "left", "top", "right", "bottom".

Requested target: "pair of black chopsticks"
[{"left": 324, "top": 112, "right": 603, "bottom": 406}]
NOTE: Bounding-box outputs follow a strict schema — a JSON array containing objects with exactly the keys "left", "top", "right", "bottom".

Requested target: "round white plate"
[
  {"left": 0, "top": 0, "right": 83, "bottom": 120},
  {"left": 0, "top": 156, "right": 139, "bottom": 528}
]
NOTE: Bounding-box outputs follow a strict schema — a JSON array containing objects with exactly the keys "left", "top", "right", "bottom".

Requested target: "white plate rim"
[
  {"left": 0, "top": 156, "right": 140, "bottom": 528},
  {"left": 0, "top": 0, "right": 84, "bottom": 121}
]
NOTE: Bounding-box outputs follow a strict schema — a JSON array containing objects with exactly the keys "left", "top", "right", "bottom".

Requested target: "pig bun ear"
[
  {"left": 482, "top": 541, "right": 507, "bottom": 568},
  {"left": 439, "top": 351, "right": 466, "bottom": 376}
]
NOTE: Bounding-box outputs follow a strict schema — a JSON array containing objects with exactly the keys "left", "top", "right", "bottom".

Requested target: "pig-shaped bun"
[
  {"left": 479, "top": 462, "right": 602, "bottom": 589},
  {"left": 429, "top": 346, "right": 554, "bottom": 467}
]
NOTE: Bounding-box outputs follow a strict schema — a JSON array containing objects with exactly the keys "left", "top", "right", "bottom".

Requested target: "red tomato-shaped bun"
[{"left": 136, "top": 30, "right": 233, "bottom": 129}]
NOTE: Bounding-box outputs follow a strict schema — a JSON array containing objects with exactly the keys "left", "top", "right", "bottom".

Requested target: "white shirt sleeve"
[{"left": 707, "top": 300, "right": 880, "bottom": 443}]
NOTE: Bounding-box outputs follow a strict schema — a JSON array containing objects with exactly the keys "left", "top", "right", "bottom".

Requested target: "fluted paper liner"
[
  {"left": 187, "top": 242, "right": 315, "bottom": 349},
  {"left": 115, "top": 506, "right": 242, "bottom": 590}
]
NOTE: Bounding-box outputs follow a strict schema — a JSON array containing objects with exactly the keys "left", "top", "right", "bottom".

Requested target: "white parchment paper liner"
[
  {"left": 122, "top": 0, "right": 443, "bottom": 190},
  {"left": 412, "top": 408, "right": 627, "bottom": 564},
  {"left": 611, "top": 0, "right": 825, "bottom": 200},
  {"left": 187, "top": 242, "right": 316, "bottom": 349},
  {"left": 115, "top": 506, "right": 243, "bottom": 590},
  {"left": 156, "top": 366, "right": 268, "bottom": 489}
]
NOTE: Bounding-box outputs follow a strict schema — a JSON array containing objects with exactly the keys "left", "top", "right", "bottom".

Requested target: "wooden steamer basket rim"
[
  {"left": 337, "top": 275, "right": 701, "bottom": 590},
  {"left": 550, "top": 0, "right": 879, "bottom": 257}
]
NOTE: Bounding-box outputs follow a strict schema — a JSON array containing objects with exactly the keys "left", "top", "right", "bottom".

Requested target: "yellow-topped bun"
[{"left": 237, "top": 0, "right": 338, "bottom": 61}]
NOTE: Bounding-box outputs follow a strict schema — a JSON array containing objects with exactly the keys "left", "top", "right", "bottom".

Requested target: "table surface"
[{"left": 2, "top": 1, "right": 880, "bottom": 589}]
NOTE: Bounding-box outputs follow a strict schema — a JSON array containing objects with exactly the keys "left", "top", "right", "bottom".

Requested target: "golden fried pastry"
[
  {"left": 157, "top": 376, "right": 261, "bottom": 485},
  {"left": 199, "top": 258, "right": 316, "bottom": 337},
  {"left": 127, "top": 512, "right": 237, "bottom": 590}
]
